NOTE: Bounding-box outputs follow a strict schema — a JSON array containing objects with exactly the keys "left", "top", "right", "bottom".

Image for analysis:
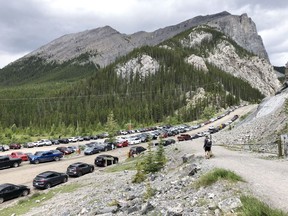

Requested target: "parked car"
[
  {"left": 9, "top": 143, "right": 21, "bottom": 149},
  {"left": 162, "top": 138, "right": 176, "bottom": 146},
  {"left": 68, "top": 137, "right": 78, "bottom": 142},
  {"left": 84, "top": 146, "right": 101, "bottom": 155},
  {"left": 127, "top": 136, "right": 142, "bottom": 145},
  {"left": 28, "top": 150, "right": 63, "bottom": 164},
  {"left": 0, "top": 145, "right": 9, "bottom": 152},
  {"left": 115, "top": 138, "right": 129, "bottom": 148},
  {"left": 58, "top": 138, "right": 69, "bottom": 144},
  {"left": 56, "top": 147, "right": 73, "bottom": 155},
  {"left": 33, "top": 171, "right": 68, "bottom": 189},
  {"left": 51, "top": 139, "right": 60, "bottom": 145},
  {"left": 39, "top": 139, "right": 52, "bottom": 146},
  {"left": 0, "top": 156, "right": 22, "bottom": 169},
  {"left": 129, "top": 146, "right": 146, "bottom": 155},
  {"left": 10, "top": 151, "right": 29, "bottom": 161},
  {"left": 66, "top": 162, "right": 94, "bottom": 177},
  {"left": 0, "top": 183, "right": 30, "bottom": 204},
  {"left": 33, "top": 141, "right": 44, "bottom": 147},
  {"left": 23, "top": 142, "right": 35, "bottom": 148},
  {"left": 94, "top": 155, "right": 119, "bottom": 167},
  {"left": 177, "top": 134, "right": 191, "bottom": 141}
]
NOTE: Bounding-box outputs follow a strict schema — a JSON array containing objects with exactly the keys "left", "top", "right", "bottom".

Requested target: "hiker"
[{"left": 203, "top": 135, "right": 212, "bottom": 159}]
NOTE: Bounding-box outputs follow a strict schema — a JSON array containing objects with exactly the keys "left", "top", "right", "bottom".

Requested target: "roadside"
[{"left": 179, "top": 137, "right": 288, "bottom": 213}]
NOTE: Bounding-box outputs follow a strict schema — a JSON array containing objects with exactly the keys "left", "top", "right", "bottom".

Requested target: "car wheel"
[
  {"left": 77, "top": 172, "right": 82, "bottom": 177},
  {"left": 0, "top": 197, "right": 4, "bottom": 204},
  {"left": 63, "top": 177, "right": 68, "bottom": 183},
  {"left": 45, "top": 183, "right": 51, "bottom": 189},
  {"left": 104, "top": 148, "right": 108, "bottom": 152},
  {"left": 34, "top": 160, "right": 39, "bottom": 164},
  {"left": 54, "top": 157, "right": 60, "bottom": 161},
  {"left": 22, "top": 190, "right": 29, "bottom": 196},
  {"left": 13, "top": 162, "right": 19, "bottom": 168},
  {"left": 90, "top": 167, "right": 94, "bottom": 173}
]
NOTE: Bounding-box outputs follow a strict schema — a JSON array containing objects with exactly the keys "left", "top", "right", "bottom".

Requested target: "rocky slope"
[
  {"left": 22, "top": 11, "right": 268, "bottom": 68},
  {"left": 182, "top": 26, "right": 281, "bottom": 96},
  {"left": 21, "top": 147, "right": 249, "bottom": 216},
  {"left": 214, "top": 88, "right": 288, "bottom": 152}
]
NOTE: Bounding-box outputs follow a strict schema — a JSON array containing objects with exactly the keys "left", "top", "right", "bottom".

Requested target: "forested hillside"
[{"left": 0, "top": 26, "right": 264, "bottom": 140}]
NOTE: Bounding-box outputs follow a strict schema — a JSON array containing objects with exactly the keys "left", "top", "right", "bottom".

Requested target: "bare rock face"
[
  {"left": 23, "top": 11, "right": 269, "bottom": 68},
  {"left": 207, "top": 13, "right": 269, "bottom": 61},
  {"left": 181, "top": 28, "right": 281, "bottom": 96},
  {"left": 115, "top": 54, "right": 160, "bottom": 80}
]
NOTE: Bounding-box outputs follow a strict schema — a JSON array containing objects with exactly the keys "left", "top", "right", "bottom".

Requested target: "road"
[{"left": 0, "top": 104, "right": 257, "bottom": 189}]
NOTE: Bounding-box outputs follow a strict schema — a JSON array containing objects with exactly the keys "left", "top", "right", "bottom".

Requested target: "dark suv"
[
  {"left": 9, "top": 143, "right": 21, "bottom": 149},
  {"left": 66, "top": 162, "right": 94, "bottom": 177},
  {"left": 129, "top": 146, "right": 146, "bottom": 155},
  {"left": 94, "top": 155, "right": 119, "bottom": 167}
]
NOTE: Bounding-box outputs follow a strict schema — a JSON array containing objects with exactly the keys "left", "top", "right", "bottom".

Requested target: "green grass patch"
[
  {"left": 0, "top": 183, "right": 81, "bottom": 216},
  {"left": 240, "top": 195, "right": 288, "bottom": 216},
  {"left": 194, "top": 168, "right": 244, "bottom": 188}
]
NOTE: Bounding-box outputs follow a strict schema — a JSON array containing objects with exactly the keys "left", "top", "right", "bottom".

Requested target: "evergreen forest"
[{"left": 0, "top": 26, "right": 264, "bottom": 142}]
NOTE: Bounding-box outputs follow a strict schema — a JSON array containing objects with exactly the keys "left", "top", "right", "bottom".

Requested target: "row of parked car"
[{"left": 0, "top": 153, "right": 119, "bottom": 204}]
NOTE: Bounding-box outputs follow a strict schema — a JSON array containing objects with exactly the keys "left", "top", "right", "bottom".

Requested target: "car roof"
[
  {"left": 0, "top": 183, "right": 15, "bottom": 189},
  {"left": 70, "top": 162, "right": 87, "bottom": 166},
  {"left": 37, "top": 171, "right": 59, "bottom": 177},
  {"left": 97, "top": 154, "right": 112, "bottom": 158}
]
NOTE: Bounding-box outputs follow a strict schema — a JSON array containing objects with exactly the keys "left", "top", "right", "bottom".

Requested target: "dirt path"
[{"left": 177, "top": 135, "right": 288, "bottom": 213}]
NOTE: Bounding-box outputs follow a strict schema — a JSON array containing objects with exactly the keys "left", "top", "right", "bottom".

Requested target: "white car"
[
  {"left": 68, "top": 137, "right": 78, "bottom": 142},
  {"left": 127, "top": 136, "right": 141, "bottom": 145}
]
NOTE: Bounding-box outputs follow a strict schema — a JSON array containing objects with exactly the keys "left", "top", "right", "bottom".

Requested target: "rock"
[
  {"left": 95, "top": 206, "right": 118, "bottom": 215},
  {"left": 80, "top": 207, "right": 89, "bottom": 214},
  {"left": 182, "top": 153, "right": 195, "bottom": 163},
  {"left": 218, "top": 197, "right": 242, "bottom": 213},
  {"left": 141, "top": 201, "right": 155, "bottom": 215}
]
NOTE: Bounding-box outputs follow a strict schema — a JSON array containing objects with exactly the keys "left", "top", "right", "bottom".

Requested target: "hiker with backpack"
[{"left": 204, "top": 135, "right": 212, "bottom": 159}]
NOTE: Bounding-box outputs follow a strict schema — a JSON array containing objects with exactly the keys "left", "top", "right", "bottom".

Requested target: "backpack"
[{"left": 205, "top": 139, "right": 212, "bottom": 147}]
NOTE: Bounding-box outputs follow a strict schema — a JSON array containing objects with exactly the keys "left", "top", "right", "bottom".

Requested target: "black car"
[
  {"left": 0, "top": 183, "right": 30, "bottom": 204},
  {"left": 66, "top": 162, "right": 94, "bottom": 177},
  {"left": 33, "top": 171, "right": 68, "bottom": 189},
  {"left": 129, "top": 146, "right": 147, "bottom": 155},
  {"left": 94, "top": 155, "right": 119, "bottom": 167}
]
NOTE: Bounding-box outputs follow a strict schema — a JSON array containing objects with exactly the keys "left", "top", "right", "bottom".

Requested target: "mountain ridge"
[{"left": 20, "top": 11, "right": 268, "bottom": 68}]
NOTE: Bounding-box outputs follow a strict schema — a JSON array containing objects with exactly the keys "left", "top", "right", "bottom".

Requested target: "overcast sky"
[{"left": 0, "top": 0, "right": 287, "bottom": 69}]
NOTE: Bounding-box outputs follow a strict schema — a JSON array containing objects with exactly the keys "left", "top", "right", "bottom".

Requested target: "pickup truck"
[
  {"left": 0, "top": 156, "right": 22, "bottom": 169},
  {"left": 28, "top": 150, "right": 63, "bottom": 164}
]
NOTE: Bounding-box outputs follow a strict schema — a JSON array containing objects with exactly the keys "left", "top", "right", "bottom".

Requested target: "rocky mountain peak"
[
  {"left": 21, "top": 12, "right": 269, "bottom": 68},
  {"left": 207, "top": 13, "right": 269, "bottom": 60}
]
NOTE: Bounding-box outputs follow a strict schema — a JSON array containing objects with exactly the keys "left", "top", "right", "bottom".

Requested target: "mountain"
[
  {"left": 21, "top": 11, "right": 268, "bottom": 68},
  {"left": 0, "top": 12, "right": 281, "bottom": 134}
]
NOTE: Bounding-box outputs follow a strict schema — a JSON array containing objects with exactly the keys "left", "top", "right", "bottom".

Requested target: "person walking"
[{"left": 203, "top": 135, "right": 212, "bottom": 159}]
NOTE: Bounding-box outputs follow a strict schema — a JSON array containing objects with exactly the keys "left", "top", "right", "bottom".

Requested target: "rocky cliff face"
[
  {"left": 207, "top": 13, "right": 269, "bottom": 60},
  {"left": 181, "top": 27, "right": 281, "bottom": 96},
  {"left": 23, "top": 11, "right": 269, "bottom": 68}
]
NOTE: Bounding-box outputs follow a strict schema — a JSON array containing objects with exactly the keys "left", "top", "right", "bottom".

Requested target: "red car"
[
  {"left": 10, "top": 152, "right": 29, "bottom": 161},
  {"left": 177, "top": 134, "right": 191, "bottom": 141},
  {"left": 116, "top": 140, "right": 129, "bottom": 148}
]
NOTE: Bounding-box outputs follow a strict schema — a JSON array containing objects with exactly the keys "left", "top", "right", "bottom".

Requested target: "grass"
[
  {"left": 0, "top": 183, "right": 81, "bottom": 216},
  {"left": 239, "top": 195, "right": 288, "bottom": 216},
  {"left": 194, "top": 168, "right": 244, "bottom": 188}
]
